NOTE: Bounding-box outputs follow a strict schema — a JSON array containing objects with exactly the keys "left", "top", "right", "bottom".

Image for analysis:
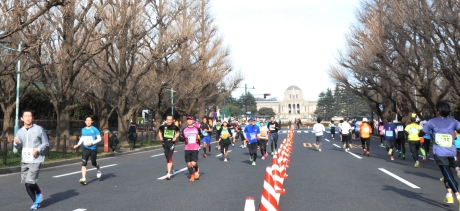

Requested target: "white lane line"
[
  {"left": 52, "top": 164, "right": 118, "bottom": 178},
  {"left": 216, "top": 150, "right": 232, "bottom": 157},
  {"left": 282, "top": 131, "right": 287, "bottom": 133},
  {"left": 157, "top": 167, "right": 188, "bottom": 180},
  {"left": 347, "top": 152, "right": 362, "bottom": 159},
  {"left": 325, "top": 139, "right": 330, "bottom": 142},
  {"left": 151, "top": 151, "right": 177, "bottom": 157},
  {"left": 297, "top": 131, "right": 301, "bottom": 133},
  {"left": 378, "top": 168, "right": 421, "bottom": 189},
  {"left": 304, "top": 131, "right": 308, "bottom": 133},
  {"left": 418, "top": 155, "right": 434, "bottom": 160},
  {"left": 333, "top": 144, "right": 341, "bottom": 148}
]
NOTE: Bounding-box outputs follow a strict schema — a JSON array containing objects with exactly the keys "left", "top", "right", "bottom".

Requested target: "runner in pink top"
[{"left": 183, "top": 115, "right": 202, "bottom": 182}]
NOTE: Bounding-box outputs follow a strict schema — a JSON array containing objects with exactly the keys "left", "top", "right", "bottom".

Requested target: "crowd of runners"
[{"left": 13, "top": 101, "right": 460, "bottom": 210}]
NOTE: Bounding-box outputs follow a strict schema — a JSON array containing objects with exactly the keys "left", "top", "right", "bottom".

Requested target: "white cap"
[{"left": 362, "top": 118, "right": 368, "bottom": 122}]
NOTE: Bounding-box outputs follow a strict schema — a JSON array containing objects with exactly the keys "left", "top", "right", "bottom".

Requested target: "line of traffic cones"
[{"left": 253, "top": 127, "right": 294, "bottom": 211}]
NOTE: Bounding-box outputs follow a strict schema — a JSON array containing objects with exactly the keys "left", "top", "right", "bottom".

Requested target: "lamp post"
[
  {"left": 234, "top": 83, "right": 255, "bottom": 120},
  {"left": 164, "top": 88, "right": 175, "bottom": 116},
  {"left": 0, "top": 41, "right": 21, "bottom": 138}
]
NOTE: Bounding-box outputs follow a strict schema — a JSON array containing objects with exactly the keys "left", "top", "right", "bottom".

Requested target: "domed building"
[{"left": 255, "top": 85, "right": 317, "bottom": 122}]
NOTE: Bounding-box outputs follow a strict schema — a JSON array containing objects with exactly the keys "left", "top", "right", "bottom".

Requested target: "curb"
[{"left": 0, "top": 142, "right": 183, "bottom": 175}]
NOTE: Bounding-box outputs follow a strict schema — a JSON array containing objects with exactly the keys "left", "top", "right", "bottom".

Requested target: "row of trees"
[
  {"left": 314, "top": 85, "right": 371, "bottom": 120},
  {"left": 0, "top": 0, "right": 243, "bottom": 149},
  {"left": 219, "top": 93, "right": 276, "bottom": 119},
  {"left": 329, "top": 0, "right": 460, "bottom": 122}
]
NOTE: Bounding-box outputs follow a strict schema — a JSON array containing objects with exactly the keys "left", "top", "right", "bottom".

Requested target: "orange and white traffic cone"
[
  {"left": 259, "top": 166, "right": 279, "bottom": 211},
  {"left": 244, "top": 197, "right": 255, "bottom": 211},
  {"left": 272, "top": 161, "right": 286, "bottom": 195}
]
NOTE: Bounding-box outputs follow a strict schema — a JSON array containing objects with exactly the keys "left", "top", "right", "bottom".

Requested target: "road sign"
[
  {"left": 246, "top": 111, "right": 251, "bottom": 114},
  {"left": 379, "top": 104, "right": 383, "bottom": 111}
]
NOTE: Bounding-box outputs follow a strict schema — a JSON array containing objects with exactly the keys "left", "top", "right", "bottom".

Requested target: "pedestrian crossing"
[{"left": 279, "top": 130, "right": 338, "bottom": 134}]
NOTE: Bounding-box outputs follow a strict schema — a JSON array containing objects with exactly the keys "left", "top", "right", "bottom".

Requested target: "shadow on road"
[
  {"left": 403, "top": 169, "right": 441, "bottom": 181},
  {"left": 381, "top": 185, "right": 451, "bottom": 210},
  {"left": 40, "top": 189, "right": 79, "bottom": 208}
]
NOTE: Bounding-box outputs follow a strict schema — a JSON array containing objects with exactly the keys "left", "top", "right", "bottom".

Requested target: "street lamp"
[
  {"left": 164, "top": 88, "right": 175, "bottom": 116},
  {"left": 0, "top": 40, "right": 22, "bottom": 140}
]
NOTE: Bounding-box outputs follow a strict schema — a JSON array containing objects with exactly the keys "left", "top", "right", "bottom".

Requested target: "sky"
[{"left": 210, "top": 0, "right": 361, "bottom": 101}]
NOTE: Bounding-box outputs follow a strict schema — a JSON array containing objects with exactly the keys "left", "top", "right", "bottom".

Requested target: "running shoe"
[
  {"left": 316, "top": 146, "right": 319, "bottom": 151},
  {"left": 243, "top": 145, "right": 247, "bottom": 149},
  {"left": 232, "top": 143, "right": 234, "bottom": 147},
  {"left": 444, "top": 196, "right": 454, "bottom": 203},
  {"left": 398, "top": 151, "right": 401, "bottom": 157},
  {"left": 35, "top": 188, "right": 43, "bottom": 204},
  {"left": 402, "top": 154, "right": 406, "bottom": 160},
  {"left": 261, "top": 156, "right": 265, "bottom": 160},
  {"left": 216, "top": 146, "right": 219, "bottom": 149},
  {"left": 363, "top": 149, "right": 366, "bottom": 155},
  {"left": 350, "top": 144, "right": 353, "bottom": 149},
  {"left": 380, "top": 143, "right": 384, "bottom": 147},
  {"left": 249, "top": 156, "right": 253, "bottom": 162},
  {"left": 224, "top": 158, "right": 228, "bottom": 162},
  {"left": 274, "top": 151, "right": 278, "bottom": 155},
  {"left": 166, "top": 173, "right": 171, "bottom": 180},
  {"left": 342, "top": 144, "right": 346, "bottom": 149},
  {"left": 189, "top": 174, "right": 195, "bottom": 182},
  {"left": 79, "top": 178, "right": 87, "bottom": 185},
  {"left": 319, "top": 148, "right": 322, "bottom": 152},
  {"left": 30, "top": 202, "right": 39, "bottom": 210},
  {"left": 366, "top": 152, "right": 370, "bottom": 157},
  {"left": 414, "top": 161, "right": 419, "bottom": 168},
  {"left": 391, "top": 156, "right": 394, "bottom": 161},
  {"left": 252, "top": 161, "right": 256, "bottom": 166},
  {"left": 218, "top": 146, "right": 221, "bottom": 151},
  {"left": 97, "top": 170, "right": 101, "bottom": 179},
  {"left": 422, "top": 156, "right": 427, "bottom": 162},
  {"left": 440, "top": 177, "right": 444, "bottom": 182},
  {"left": 271, "top": 152, "right": 275, "bottom": 156},
  {"left": 388, "top": 148, "right": 393, "bottom": 156},
  {"left": 265, "top": 152, "right": 268, "bottom": 157},
  {"left": 203, "top": 153, "right": 207, "bottom": 157},
  {"left": 194, "top": 170, "right": 200, "bottom": 179},
  {"left": 456, "top": 167, "right": 460, "bottom": 179}
]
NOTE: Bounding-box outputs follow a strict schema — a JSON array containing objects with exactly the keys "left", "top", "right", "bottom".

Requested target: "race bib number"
[
  {"left": 164, "top": 129, "right": 175, "bottom": 139},
  {"left": 202, "top": 131, "right": 208, "bottom": 136},
  {"left": 362, "top": 127, "right": 369, "bottom": 133},
  {"left": 269, "top": 125, "right": 275, "bottom": 130},
  {"left": 260, "top": 131, "right": 266, "bottom": 137},
  {"left": 397, "top": 125, "right": 404, "bottom": 132},
  {"left": 435, "top": 133, "right": 453, "bottom": 147},
  {"left": 409, "top": 128, "right": 418, "bottom": 134},
  {"left": 81, "top": 136, "right": 93, "bottom": 146},
  {"left": 221, "top": 132, "right": 229, "bottom": 139},
  {"left": 22, "top": 147, "right": 34, "bottom": 162},
  {"left": 250, "top": 133, "right": 256, "bottom": 140},
  {"left": 385, "top": 131, "right": 393, "bottom": 137},
  {"left": 187, "top": 135, "right": 196, "bottom": 144}
]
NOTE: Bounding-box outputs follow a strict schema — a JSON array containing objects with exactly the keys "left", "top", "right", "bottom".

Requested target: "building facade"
[{"left": 256, "top": 85, "right": 317, "bottom": 122}]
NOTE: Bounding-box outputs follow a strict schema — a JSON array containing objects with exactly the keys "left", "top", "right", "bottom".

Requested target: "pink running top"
[{"left": 183, "top": 126, "right": 201, "bottom": 150}]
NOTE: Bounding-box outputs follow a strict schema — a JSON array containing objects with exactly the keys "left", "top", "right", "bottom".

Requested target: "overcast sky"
[{"left": 210, "top": 0, "right": 361, "bottom": 101}]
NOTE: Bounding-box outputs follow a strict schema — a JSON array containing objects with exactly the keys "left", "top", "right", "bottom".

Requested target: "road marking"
[
  {"left": 151, "top": 151, "right": 177, "bottom": 157},
  {"left": 333, "top": 144, "right": 341, "bottom": 148},
  {"left": 304, "top": 131, "right": 308, "bottom": 133},
  {"left": 297, "top": 131, "right": 301, "bottom": 133},
  {"left": 347, "top": 151, "right": 362, "bottom": 159},
  {"left": 216, "top": 150, "right": 232, "bottom": 157},
  {"left": 325, "top": 139, "right": 330, "bottom": 142},
  {"left": 52, "top": 164, "right": 118, "bottom": 178},
  {"left": 157, "top": 167, "right": 188, "bottom": 180},
  {"left": 73, "top": 209, "right": 87, "bottom": 211},
  {"left": 378, "top": 168, "right": 421, "bottom": 189},
  {"left": 282, "top": 131, "right": 287, "bottom": 133},
  {"left": 418, "top": 155, "right": 434, "bottom": 160}
]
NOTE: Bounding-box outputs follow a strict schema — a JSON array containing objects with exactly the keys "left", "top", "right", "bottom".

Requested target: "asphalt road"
[{"left": 0, "top": 129, "right": 458, "bottom": 211}]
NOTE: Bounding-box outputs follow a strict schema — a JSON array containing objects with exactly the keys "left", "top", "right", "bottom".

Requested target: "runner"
[
  {"left": 353, "top": 120, "right": 360, "bottom": 143},
  {"left": 230, "top": 119, "right": 241, "bottom": 148},
  {"left": 218, "top": 121, "right": 232, "bottom": 162},
  {"left": 200, "top": 117, "right": 212, "bottom": 157},
  {"left": 341, "top": 118, "right": 352, "bottom": 151},
  {"left": 359, "top": 118, "right": 372, "bottom": 156},
  {"left": 214, "top": 119, "right": 222, "bottom": 150},
  {"left": 183, "top": 115, "right": 201, "bottom": 182},
  {"left": 73, "top": 116, "right": 102, "bottom": 185},
  {"left": 312, "top": 118, "right": 325, "bottom": 152},
  {"left": 384, "top": 117, "right": 397, "bottom": 161},
  {"left": 420, "top": 102, "right": 460, "bottom": 205},
  {"left": 405, "top": 114, "right": 424, "bottom": 167},
  {"left": 330, "top": 120, "right": 336, "bottom": 140},
  {"left": 13, "top": 111, "right": 49, "bottom": 210},
  {"left": 422, "top": 120, "right": 433, "bottom": 159},
  {"left": 258, "top": 122, "right": 269, "bottom": 159},
  {"left": 395, "top": 115, "right": 407, "bottom": 160},
  {"left": 267, "top": 116, "right": 280, "bottom": 156},
  {"left": 158, "top": 114, "right": 180, "bottom": 180},
  {"left": 338, "top": 120, "right": 343, "bottom": 142},
  {"left": 379, "top": 121, "right": 385, "bottom": 146},
  {"left": 244, "top": 117, "right": 260, "bottom": 166}
]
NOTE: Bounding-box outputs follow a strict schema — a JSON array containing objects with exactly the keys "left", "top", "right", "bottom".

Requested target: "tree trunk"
[
  {"left": 54, "top": 109, "right": 70, "bottom": 151},
  {"left": 154, "top": 110, "right": 163, "bottom": 141},
  {"left": 99, "top": 106, "right": 110, "bottom": 132},
  {"left": 2, "top": 104, "right": 15, "bottom": 141}
]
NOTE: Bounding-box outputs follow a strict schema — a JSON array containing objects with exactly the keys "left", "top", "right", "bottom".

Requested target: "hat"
[
  {"left": 187, "top": 115, "right": 195, "bottom": 120},
  {"left": 249, "top": 116, "right": 255, "bottom": 121},
  {"left": 362, "top": 118, "right": 368, "bottom": 122},
  {"left": 344, "top": 117, "right": 349, "bottom": 121}
]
